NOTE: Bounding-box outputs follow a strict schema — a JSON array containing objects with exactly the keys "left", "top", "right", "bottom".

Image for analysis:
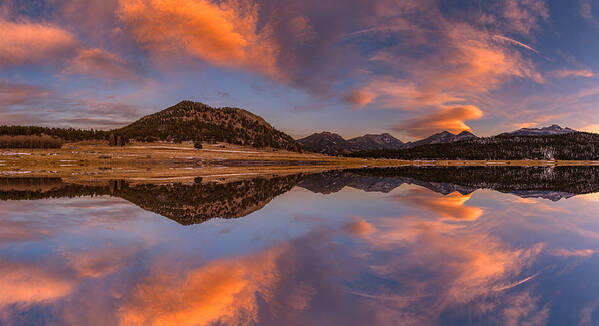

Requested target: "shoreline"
[{"left": 0, "top": 141, "right": 597, "bottom": 183}]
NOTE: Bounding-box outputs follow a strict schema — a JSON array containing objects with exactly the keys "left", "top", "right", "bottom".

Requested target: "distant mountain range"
[
  {"left": 298, "top": 125, "right": 583, "bottom": 156},
  {"left": 296, "top": 132, "right": 406, "bottom": 155},
  {"left": 298, "top": 130, "right": 479, "bottom": 155},
  {"left": 350, "top": 126, "right": 599, "bottom": 160}
]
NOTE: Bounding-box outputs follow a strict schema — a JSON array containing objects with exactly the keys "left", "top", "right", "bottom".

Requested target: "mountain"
[
  {"left": 505, "top": 124, "right": 578, "bottom": 136},
  {"left": 115, "top": 101, "right": 302, "bottom": 151},
  {"left": 298, "top": 132, "right": 406, "bottom": 155},
  {"left": 405, "top": 131, "right": 478, "bottom": 148},
  {"left": 347, "top": 133, "right": 404, "bottom": 151},
  {"left": 296, "top": 132, "right": 351, "bottom": 155}
]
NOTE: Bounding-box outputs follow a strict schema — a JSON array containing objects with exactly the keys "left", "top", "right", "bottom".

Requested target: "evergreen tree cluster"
[
  {"left": 0, "top": 125, "right": 131, "bottom": 147},
  {"left": 0, "top": 125, "right": 109, "bottom": 142}
]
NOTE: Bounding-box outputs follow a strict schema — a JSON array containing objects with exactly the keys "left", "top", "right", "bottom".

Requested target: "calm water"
[{"left": 2, "top": 167, "right": 599, "bottom": 325}]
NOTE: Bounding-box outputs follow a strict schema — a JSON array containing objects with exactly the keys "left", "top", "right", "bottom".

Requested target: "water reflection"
[{"left": 1, "top": 167, "right": 599, "bottom": 325}]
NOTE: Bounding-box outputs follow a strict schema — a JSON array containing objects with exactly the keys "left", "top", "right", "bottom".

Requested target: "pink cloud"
[
  {"left": 0, "top": 82, "right": 51, "bottom": 106},
  {"left": 0, "top": 19, "right": 78, "bottom": 66},
  {"left": 62, "top": 48, "right": 139, "bottom": 81},
  {"left": 0, "top": 260, "right": 76, "bottom": 306},
  {"left": 553, "top": 69, "right": 595, "bottom": 78}
]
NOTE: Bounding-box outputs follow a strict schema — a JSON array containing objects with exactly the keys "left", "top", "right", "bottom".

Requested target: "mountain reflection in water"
[
  {"left": 1, "top": 167, "right": 599, "bottom": 325},
  {"left": 1, "top": 166, "right": 598, "bottom": 224}
]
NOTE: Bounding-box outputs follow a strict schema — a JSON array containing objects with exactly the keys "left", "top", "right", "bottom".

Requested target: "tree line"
[{"left": 0, "top": 126, "right": 129, "bottom": 148}]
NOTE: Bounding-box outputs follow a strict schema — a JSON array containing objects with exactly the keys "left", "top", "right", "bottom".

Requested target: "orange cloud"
[
  {"left": 393, "top": 105, "right": 483, "bottom": 137},
  {"left": 343, "top": 89, "right": 374, "bottom": 107},
  {"left": 351, "top": 215, "right": 539, "bottom": 299},
  {"left": 63, "top": 48, "right": 139, "bottom": 81},
  {"left": 344, "top": 79, "right": 463, "bottom": 110},
  {"left": 343, "top": 212, "right": 546, "bottom": 325},
  {"left": 345, "top": 218, "right": 376, "bottom": 236},
  {"left": 117, "top": 0, "right": 282, "bottom": 80},
  {"left": 0, "top": 19, "right": 78, "bottom": 66},
  {"left": 394, "top": 187, "right": 484, "bottom": 221},
  {"left": 341, "top": 0, "right": 551, "bottom": 137},
  {"left": 346, "top": 20, "right": 541, "bottom": 136},
  {"left": 118, "top": 246, "right": 284, "bottom": 326}
]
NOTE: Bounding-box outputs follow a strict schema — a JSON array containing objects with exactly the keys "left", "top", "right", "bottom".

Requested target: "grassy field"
[{"left": 0, "top": 141, "right": 597, "bottom": 184}]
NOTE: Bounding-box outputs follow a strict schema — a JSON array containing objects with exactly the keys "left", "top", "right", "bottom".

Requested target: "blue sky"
[{"left": 2, "top": 0, "right": 599, "bottom": 140}]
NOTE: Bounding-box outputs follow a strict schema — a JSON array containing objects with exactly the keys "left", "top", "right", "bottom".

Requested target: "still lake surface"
[{"left": 1, "top": 167, "right": 599, "bottom": 325}]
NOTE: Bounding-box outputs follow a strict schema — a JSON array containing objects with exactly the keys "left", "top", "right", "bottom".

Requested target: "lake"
[{"left": 1, "top": 166, "right": 599, "bottom": 325}]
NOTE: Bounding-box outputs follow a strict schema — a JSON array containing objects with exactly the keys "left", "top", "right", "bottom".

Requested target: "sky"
[{"left": 2, "top": 0, "right": 599, "bottom": 140}]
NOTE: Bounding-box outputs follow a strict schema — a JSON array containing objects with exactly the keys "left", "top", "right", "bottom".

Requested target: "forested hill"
[
  {"left": 0, "top": 101, "right": 303, "bottom": 151},
  {"left": 349, "top": 132, "right": 599, "bottom": 160},
  {"left": 115, "top": 101, "right": 302, "bottom": 151}
]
